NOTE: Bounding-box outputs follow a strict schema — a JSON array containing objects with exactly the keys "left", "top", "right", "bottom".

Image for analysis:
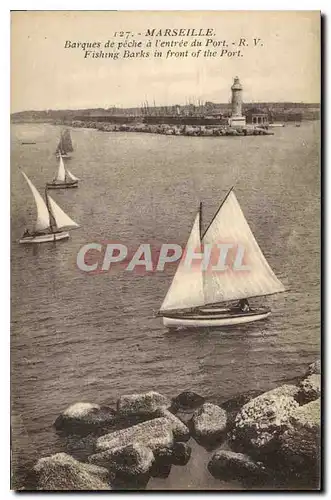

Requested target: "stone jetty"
[
  {"left": 15, "top": 360, "right": 320, "bottom": 491},
  {"left": 67, "top": 120, "right": 274, "bottom": 137}
]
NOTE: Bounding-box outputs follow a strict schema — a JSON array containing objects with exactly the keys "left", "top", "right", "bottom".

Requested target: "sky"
[{"left": 11, "top": 11, "right": 320, "bottom": 112}]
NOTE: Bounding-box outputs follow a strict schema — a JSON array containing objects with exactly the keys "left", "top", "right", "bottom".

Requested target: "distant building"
[
  {"left": 245, "top": 107, "right": 269, "bottom": 128},
  {"left": 228, "top": 76, "right": 246, "bottom": 128}
]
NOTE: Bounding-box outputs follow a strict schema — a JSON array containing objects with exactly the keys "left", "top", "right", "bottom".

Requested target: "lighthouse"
[{"left": 228, "top": 76, "right": 246, "bottom": 128}]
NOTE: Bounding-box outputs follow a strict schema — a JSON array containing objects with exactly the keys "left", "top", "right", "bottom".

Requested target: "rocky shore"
[
  {"left": 68, "top": 120, "right": 274, "bottom": 136},
  {"left": 13, "top": 360, "right": 320, "bottom": 491}
]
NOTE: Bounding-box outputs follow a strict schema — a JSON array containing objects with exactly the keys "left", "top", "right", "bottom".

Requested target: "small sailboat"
[
  {"left": 55, "top": 129, "right": 74, "bottom": 158},
  {"left": 159, "top": 189, "right": 285, "bottom": 328},
  {"left": 20, "top": 171, "right": 79, "bottom": 244},
  {"left": 46, "top": 154, "right": 79, "bottom": 189}
]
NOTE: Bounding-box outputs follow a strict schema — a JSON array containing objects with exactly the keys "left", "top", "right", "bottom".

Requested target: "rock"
[
  {"left": 171, "top": 391, "right": 205, "bottom": 411},
  {"left": 208, "top": 449, "right": 267, "bottom": 482},
  {"left": 279, "top": 399, "right": 320, "bottom": 468},
  {"left": 117, "top": 391, "right": 170, "bottom": 417},
  {"left": 296, "top": 375, "right": 321, "bottom": 405},
  {"left": 172, "top": 442, "right": 192, "bottom": 466},
  {"left": 34, "top": 453, "right": 111, "bottom": 490},
  {"left": 191, "top": 403, "right": 227, "bottom": 444},
  {"left": 306, "top": 360, "right": 321, "bottom": 376},
  {"left": 155, "top": 409, "right": 190, "bottom": 442},
  {"left": 266, "top": 385, "right": 300, "bottom": 399},
  {"left": 96, "top": 417, "right": 174, "bottom": 453},
  {"left": 89, "top": 443, "right": 154, "bottom": 477},
  {"left": 220, "top": 390, "right": 264, "bottom": 429},
  {"left": 150, "top": 446, "right": 173, "bottom": 478},
  {"left": 54, "top": 402, "right": 116, "bottom": 435},
  {"left": 232, "top": 385, "right": 299, "bottom": 454},
  {"left": 220, "top": 390, "right": 264, "bottom": 415}
]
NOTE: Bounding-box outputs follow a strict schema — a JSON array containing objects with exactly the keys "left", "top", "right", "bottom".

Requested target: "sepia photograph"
[{"left": 10, "top": 10, "right": 321, "bottom": 491}]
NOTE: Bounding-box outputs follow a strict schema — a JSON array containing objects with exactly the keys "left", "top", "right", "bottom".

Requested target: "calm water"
[{"left": 11, "top": 122, "right": 320, "bottom": 489}]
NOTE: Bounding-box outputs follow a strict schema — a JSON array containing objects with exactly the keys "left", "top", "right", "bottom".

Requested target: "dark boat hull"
[{"left": 46, "top": 181, "right": 78, "bottom": 189}]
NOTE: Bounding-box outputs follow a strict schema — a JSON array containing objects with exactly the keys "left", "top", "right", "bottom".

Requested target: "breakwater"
[{"left": 69, "top": 120, "right": 274, "bottom": 136}]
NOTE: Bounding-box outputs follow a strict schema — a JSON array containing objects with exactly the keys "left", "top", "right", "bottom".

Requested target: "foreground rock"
[
  {"left": 89, "top": 443, "right": 154, "bottom": 477},
  {"left": 220, "top": 390, "right": 264, "bottom": 429},
  {"left": 96, "top": 417, "right": 174, "bottom": 453},
  {"left": 306, "top": 360, "right": 321, "bottom": 376},
  {"left": 155, "top": 409, "right": 190, "bottom": 442},
  {"left": 117, "top": 391, "right": 170, "bottom": 418},
  {"left": 34, "top": 453, "right": 111, "bottom": 490},
  {"left": 279, "top": 398, "right": 320, "bottom": 471},
  {"left": 171, "top": 391, "right": 205, "bottom": 412},
  {"left": 208, "top": 449, "right": 267, "bottom": 483},
  {"left": 191, "top": 403, "right": 227, "bottom": 445},
  {"left": 54, "top": 402, "right": 116, "bottom": 435},
  {"left": 232, "top": 385, "right": 299, "bottom": 454},
  {"left": 296, "top": 375, "right": 321, "bottom": 405}
]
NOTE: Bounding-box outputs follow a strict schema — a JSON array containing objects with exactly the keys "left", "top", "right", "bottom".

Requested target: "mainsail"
[
  {"left": 55, "top": 155, "right": 66, "bottom": 182},
  {"left": 47, "top": 195, "right": 79, "bottom": 230},
  {"left": 21, "top": 171, "right": 50, "bottom": 232},
  {"left": 160, "top": 210, "right": 205, "bottom": 312},
  {"left": 202, "top": 190, "right": 285, "bottom": 304},
  {"left": 63, "top": 129, "right": 74, "bottom": 153},
  {"left": 56, "top": 129, "right": 74, "bottom": 154}
]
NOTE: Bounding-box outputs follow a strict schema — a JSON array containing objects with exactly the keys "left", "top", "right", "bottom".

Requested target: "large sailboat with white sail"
[
  {"left": 159, "top": 188, "right": 285, "bottom": 328},
  {"left": 46, "top": 154, "right": 79, "bottom": 189},
  {"left": 20, "top": 171, "right": 79, "bottom": 244}
]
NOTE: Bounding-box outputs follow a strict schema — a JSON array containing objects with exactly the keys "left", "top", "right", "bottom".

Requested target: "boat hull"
[
  {"left": 46, "top": 182, "right": 78, "bottom": 189},
  {"left": 19, "top": 231, "right": 70, "bottom": 244},
  {"left": 55, "top": 154, "right": 72, "bottom": 159},
  {"left": 162, "top": 310, "right": 271, "bottom": 328}
]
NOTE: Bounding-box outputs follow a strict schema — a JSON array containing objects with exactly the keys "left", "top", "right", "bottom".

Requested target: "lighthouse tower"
[{"left": 228, "top": 76, "right": 246, "bottom": 128}]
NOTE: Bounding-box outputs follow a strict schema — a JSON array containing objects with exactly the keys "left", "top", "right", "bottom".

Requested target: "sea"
[{"left": 11, "top": 121, "right": 320, "bottom": 490}]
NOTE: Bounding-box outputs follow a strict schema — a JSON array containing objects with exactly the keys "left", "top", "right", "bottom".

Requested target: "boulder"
[
  {"left": 232, "top": 385, "right": 299, "bottom": 454},
  {"left": 191, "top": 403, "right": 227, "bottom": 444},
  {"left": 89, "top": 443, "right": 154, "bottom": 477},
  {"left": 220, "top": 390, "right": 264, "bottom": 429},
  {"left": 279, "top": 398, "right": 320, "bottom": 468},
  {"left": 306, "top": 360, "right": 321, "bottom": 376},
  {"left": 296, "top": 375, "right": 321, "bottom": 405},
  {"left": 117, "top": 391, "right": 170, "bottom": 417},
  {"left": 155, "top": 409, "right": 190, "bottom": 442},
  {"left": 96, "top": 417, "right": 174, "bottom": 453},
  {"left": 54, "top": 402, "right": 116, "bottom": 434},
  {"left": 208, "top": 449, "right": 267, "bottom": 482},
  {"left": 171, "top": 391, "right": 205, "bottom": 411},
  {"left": 171, "top": 442, "right": 192, "bottom": 466},
  {"left": 34, "top": 453, "right": 111, "bottom": 491}
]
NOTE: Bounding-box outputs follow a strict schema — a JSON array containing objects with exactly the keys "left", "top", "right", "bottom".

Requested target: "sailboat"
[
  {"left": 159, "top": 189, "right": 285, "bottom": 328},
  {"left": 20, "top": 171, "right": 79, "bottom": 244},
  {"left": 46, "top": 154, "right": 79, "bottom": 189},
  {"left": 55, "top": 129, "right": 74, "bottom": 158}
]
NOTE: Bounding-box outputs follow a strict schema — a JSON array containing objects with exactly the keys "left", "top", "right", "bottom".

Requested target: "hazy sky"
[{"left": 11, "top": 11, "right": 320, "bottom": 112}]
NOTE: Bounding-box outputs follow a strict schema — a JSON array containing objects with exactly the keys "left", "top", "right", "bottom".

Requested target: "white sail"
[
  {"left": 47, "top": 195, "right": 79, "bottom": 230},
  {"left": 66, "top": 169, "right": 79, "bottom": 182},
  {"left": 55, "top": 155, "right": 66, "bottom": 182},
  {"left": 21, "top": 171, "right": 50, "bottom": 232},
  {"left": 202, "top": 190, "right": 285, "bottom": 304},
  {"left": 160, "top": 211, "right": 205, "bottom": 312}
]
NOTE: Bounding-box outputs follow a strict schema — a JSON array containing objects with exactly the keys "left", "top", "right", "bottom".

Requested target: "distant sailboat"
[
  {"left": 159, "top": 189, "right": 285, "bottom": 328},
  {"left": 55, "top": 129, "right": 74, "bottom": 158},
  {"left": 20, "top": 171, "right": 79, "bottom": 244},
  {"left": 46, "top": 154, "right": 79, "bottom": 189}
]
